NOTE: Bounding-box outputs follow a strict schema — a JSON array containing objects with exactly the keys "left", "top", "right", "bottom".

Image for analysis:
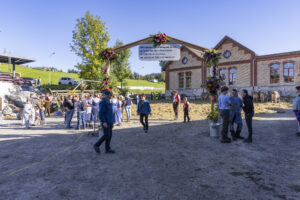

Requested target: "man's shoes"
[
  {"left": 183, "top": 121, "right": 186, "bottom": 123},
  {"left": 243, "top": 137, "right": 252, "bottom": 143},
  {"left": 221, "top": 138, "right": 231, "bottom": 143},
  {"left": 232, "top": 136, "right": 237, "bottom": 141},
  {"left": 296, "top": 132, "right": 300, "bottom": 136},
  {"left": 75, "top": 128, "right": 80, "bottom": 130},
  {"left": 93, "top": 144, "right": 101, "bottom": 154},
  {"left": 105, "top": 149, "right": 116, "bottom": 154},
  {"left": 145, "top": 129, "right": 148, "bottom": 133},
  {"left": 236, "top": 135, "right": 245, "bottom": 140}
]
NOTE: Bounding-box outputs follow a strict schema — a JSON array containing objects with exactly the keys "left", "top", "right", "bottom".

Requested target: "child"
[
  {"left": 183, "top": 97, "right": 190, "bottom": 123},
  {"left": 23, "top": 99, "right": 33, "bottom": 129},
  {"left": 40, "top": 107, "right": 45, "bottom": 125},
  {"left": 137, "top": 93, "right": 151, "bottom": 133},
  {"left": 34, "top": 106, "right": 41, "bottom": 126}
]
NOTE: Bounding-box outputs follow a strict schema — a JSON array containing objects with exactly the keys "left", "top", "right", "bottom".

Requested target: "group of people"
[
  {"left": 22, "top": 93, "right": 48, "bottom": 128},
  {"left": 62, "top": 92, "right": 134, "bottom": 130},
  {"left": 23, "top": 85, "right": 300, "bottom": 155},
  {"left": 218, "top": 86, "right": 254, "bottom": 143}
]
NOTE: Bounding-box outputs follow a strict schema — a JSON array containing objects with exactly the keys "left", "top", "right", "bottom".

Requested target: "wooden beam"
[
  {"left": 113, "top": 35, "right": 208, "bottom": 53},
  {"left": 114, "top": 37, "right": 153, "bottom": 53},
  {"left": 167, "top": 36, "right": 207, "bottom": 52}
]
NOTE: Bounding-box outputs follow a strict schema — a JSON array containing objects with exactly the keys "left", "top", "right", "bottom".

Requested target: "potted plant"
[{"left": 206, "top": 108, "right": 221, "bottom": 137}]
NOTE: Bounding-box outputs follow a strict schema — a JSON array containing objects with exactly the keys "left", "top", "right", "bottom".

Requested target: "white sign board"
[{"left": 139, "top": 44, "right": 181, "bottom": 61}]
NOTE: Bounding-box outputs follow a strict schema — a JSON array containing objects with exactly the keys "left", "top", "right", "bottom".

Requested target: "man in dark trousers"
[
  {"left": 63, "top": 95, "right": 75, "bottom": 129},
  {"left": 94, "top": 90, "right": 115, "bottom": 154},
  {"left": 218, "top": 86, "right": 232, "bottom": 143},
  {"left": 137, "top": 93, "right": 151, "bottom": 133},
  {"left": 242, "top": 89, "right": 254, "bottom": 143},
  {"left": 76, "top": 95, "right": 87, "bottom": 130}
]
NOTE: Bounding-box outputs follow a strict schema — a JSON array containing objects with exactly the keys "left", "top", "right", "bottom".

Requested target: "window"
[
  {"left": 229, "top": 68, "right": 236, "bottom": 85},
  {"left": 182, "top": 57, "right": 188, "bottom": 64},
  {"left": 270, "top": 63, "right": 280, "bottom": 84},
  {"left": 178, "top": 72, "right": 184, "bottom": 88},
  {"left": 223, "top": 51, "right": 231, "bottom": 59},
  {"left": 219, "top": 69, "right": 226, "bottom": 82},
  {"left": 186, "top": 72, "right": 192, "bottom": 88},
  {"left": 283, "top": 62, "right": 294, "bottom": 83}
]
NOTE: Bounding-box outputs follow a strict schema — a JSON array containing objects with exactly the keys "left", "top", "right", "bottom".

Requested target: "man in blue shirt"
[
  {"left": 125, "top": 93, "right": 132, "bottom": 122},
  {"left": 94, "top": 90, "right": 115, "bottom": 154},
  {"left": 218, "top": 86, "right": 232, "bottom": 143},
  {"left": 229, "top": 89, "right": 244, "bottom": 141}
]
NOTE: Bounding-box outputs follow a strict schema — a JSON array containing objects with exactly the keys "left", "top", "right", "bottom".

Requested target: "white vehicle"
[{"left": 58, "top": 77, "right": 79, "bottom": 85}]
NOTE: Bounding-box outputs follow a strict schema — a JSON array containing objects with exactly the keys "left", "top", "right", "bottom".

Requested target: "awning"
[{"left": 0, "top": 54, "right": 35, "bottom": 65}]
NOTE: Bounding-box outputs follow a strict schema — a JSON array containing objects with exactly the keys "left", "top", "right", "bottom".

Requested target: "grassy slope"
[
  {"left": 0, "top": 64, "right": 165, "bottom": 90},
  {"left": 0, "top": 64, "right": 79, "bottom": 85}
]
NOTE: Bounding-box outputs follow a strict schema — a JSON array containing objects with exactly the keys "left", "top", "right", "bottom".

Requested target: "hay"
[{"left": 126, "top": 101, "right": 292, "bottom": 121}]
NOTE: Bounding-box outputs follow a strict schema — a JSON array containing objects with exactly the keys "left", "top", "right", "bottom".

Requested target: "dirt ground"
[{"left": 0, "top": 104, "right": 300, "bottom": 200}]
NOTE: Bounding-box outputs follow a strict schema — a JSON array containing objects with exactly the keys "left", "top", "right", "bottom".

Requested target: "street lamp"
[{"left": 49, "top": 52, "right": 55, "bottom": 84}]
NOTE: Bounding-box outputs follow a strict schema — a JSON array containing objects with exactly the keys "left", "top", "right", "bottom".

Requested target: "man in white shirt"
[{"left": 218, "top": 86, "right": 232, "bottom": 143}]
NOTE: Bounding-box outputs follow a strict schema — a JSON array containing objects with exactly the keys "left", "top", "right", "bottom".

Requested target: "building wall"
[
  {"left": 218, "top": 63, "right": 251, "bottom": 87},
  {"left": 168, "top": 48, "right": 201, "bottom": 69},
  {"left": 217, "top": 41, "right": 252, "bottom": 63},
  {"left": 167, "top": 47, "right": 203, "bottom": 92},
  {"left": 257, "top": 57, "right": 300, "bottom": 86},
  {"left": 165, "top": 37, "right": 300, "bottom": 98},
  {"left": 169, "top": 68, "right": 202, "bottom": 90}
]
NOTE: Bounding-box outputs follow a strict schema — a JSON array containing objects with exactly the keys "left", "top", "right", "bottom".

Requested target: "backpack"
[{"left": 80, "top": 101, "right": 87, "bottom": 111}]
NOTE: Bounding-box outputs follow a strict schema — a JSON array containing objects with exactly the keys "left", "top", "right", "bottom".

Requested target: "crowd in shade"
[{"left": 22, "top": 86, "right": 300, "bottom": 154}]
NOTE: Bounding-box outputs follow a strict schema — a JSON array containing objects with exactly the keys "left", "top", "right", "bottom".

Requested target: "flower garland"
[
  {"left": 151, "top": 32, "right": 170, "bottom": 47},
  {"left": 100, "top": 48, "right": 116, "bottom": 61},
  {"left": 204, "top": 48, "right": 221, "bottom": 67},
  {"left": 100, "top": 67, "right": 113, "bottom": 92},
  {"left": 205, "top": 76, "right": 223, "bottom": 95}
]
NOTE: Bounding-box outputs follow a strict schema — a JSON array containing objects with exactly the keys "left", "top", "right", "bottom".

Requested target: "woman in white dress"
[{"left": 112, "top": 94, "right": 121, "bottom": 125}]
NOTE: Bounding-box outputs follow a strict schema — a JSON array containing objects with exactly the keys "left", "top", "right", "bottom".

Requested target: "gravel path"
[{"left": 0, "top": 110, "right": 299, "bottom": 200}]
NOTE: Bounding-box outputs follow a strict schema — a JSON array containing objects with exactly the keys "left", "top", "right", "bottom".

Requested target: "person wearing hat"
[
  {"left": 293, "top": 86, "right": 300, "bottom": 136},
  {"left": 94, "top": 90, "right": 115, "bottom": 154},
  {"left": 218, "top": 86, "right": 232, "bottom": 143}
]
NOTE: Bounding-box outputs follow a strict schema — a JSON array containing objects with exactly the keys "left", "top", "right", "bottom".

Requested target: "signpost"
[{"left": 139, "top": 44, "right": 181, "bottom": 61}]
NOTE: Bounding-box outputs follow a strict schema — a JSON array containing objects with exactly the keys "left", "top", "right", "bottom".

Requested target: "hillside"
[
  {"left": 0, "top": 63, "right": 79, "bottom": 85},
  {"left": 0, "top": 64, "right": 165, "bottom": 91}
]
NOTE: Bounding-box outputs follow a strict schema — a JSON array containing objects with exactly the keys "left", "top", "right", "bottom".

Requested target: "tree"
[
  {"left": 111, "top": 40, "right": 131, "bottom": 89},
  {"left": 70, "top": 11, "right": 109, "bottom": 83}
]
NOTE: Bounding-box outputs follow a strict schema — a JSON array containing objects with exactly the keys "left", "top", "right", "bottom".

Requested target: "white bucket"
[{"left": 209, "top": 123, "right": 221, "bottom": 137}]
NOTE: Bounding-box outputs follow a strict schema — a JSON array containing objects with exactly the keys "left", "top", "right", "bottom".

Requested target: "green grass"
[
  {"left": 0, "top": 63, "right": 165, "bottom": 92},
  {"left": 123, "top": 79, "right": 165, "bottom": 88},
  {"left": 0, "top": 63, "right": 80, "bottom": 85}
]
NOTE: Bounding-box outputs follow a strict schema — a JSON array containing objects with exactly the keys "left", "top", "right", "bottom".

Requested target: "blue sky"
[{"left": 0, "top": 0, "right": 300, "bottom": 75}]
